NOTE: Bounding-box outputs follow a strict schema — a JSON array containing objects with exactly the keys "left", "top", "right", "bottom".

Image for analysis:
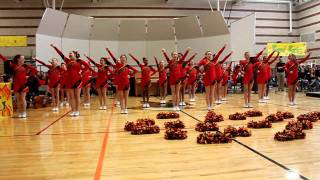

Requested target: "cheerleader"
[
  {"left": 129, "top": 53, "right": 156, "bottom": 109},
  {"left": 161, "top": 47, "right": 190, "bottom": 111},
  {"left": 51, "top": 44, "right": 90, "bottom": 116},
  {"left": 179, "top": 52, "right": 197, "bottom": 106},
  {"left": 106, "top": 48, "right": 138, "bottom": 114},
  {"left": 263, "top": 51, "right": 280, "bottom": 100},
  {"left": 197, "top": 45, "right": 226, "bottom": 110},
  {"left": 0, "top": 54, "right": 37, "bottom": 118},
  {"left": 240, "top": 49, "right": 265, "bottom": 108},
  {"left": 231, "top": 64, "right": 241, "bottom": 85},
  {"left": 284, "top": 53, "right": 311, "bottom": 106},
  {"left": 186, "top": 59, "right": 198, "bottom": 102},
  {"left": 254, "top": 51, "right": 276, "bottom": 103},
  {"left": 106, "top": 48, "right": 121, "bottom": 107},
  {"left": 85, "top": 55, "right": 112, "bottom": 110},
  {"left": 59, "top": 63, "right": 69, "bottom": 107},
  {"left": 215, "top": 51, "right": 233, "bottom": 104},
  {"left": 154, "top": 56, "right": 167, "bottom": 104},
  {"left": 33, "top": 57, "right": 61, "bottom": 111},
  {"left": 221, "top": 62, "right": 233, "bottom": 101},
  {"left": 81, "top": 59, "right": 92, "bottom": 107}
]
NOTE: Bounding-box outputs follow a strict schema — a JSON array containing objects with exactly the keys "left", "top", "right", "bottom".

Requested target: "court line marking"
[
  {"left": 35, "top": 110, "right": 71, "bottom": 135},
  {"left": 94, "top": 100, "right": 115, "bottom": 180},
  {"left": 181, "top": 109, "right": 310, "bottom": 180}
]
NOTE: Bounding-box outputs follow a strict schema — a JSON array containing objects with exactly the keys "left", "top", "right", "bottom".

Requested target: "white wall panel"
[
  {"left": 36, "top": 34, "right": 62, "bottom": 64},
  {"left": 230, "top": 13, "right": 256, "bottom": 61}
]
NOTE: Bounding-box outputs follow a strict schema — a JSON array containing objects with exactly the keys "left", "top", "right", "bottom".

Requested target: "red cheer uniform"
[
  {"left": 162, "top": 50, "right": 189, "bottom": 85},
  {"left": 240, "top": 49, "right": 264, "bottom": 85},
  {"left": 52, "top": 46, "right": 89, "bottom": 89},
  {"left": 85, "top": 55, "right": 112, "bottom": 89},
  {"left": 34, "top": 58, "right": 60, "bottom": 89},
  {"left": 114, "top": 63, "right": 138, "bottom": 91},
  {"left": 0, "top": 54, "right": 36, "bottom": 93},
  {"left": 284, "top": 54, "right": 310, "bottom": 85},
  {"left": 186, "top": 65, "right": 198, "bottom": 85}
]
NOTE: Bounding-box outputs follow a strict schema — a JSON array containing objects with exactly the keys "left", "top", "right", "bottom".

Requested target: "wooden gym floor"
[{"left": 0, "top": 91, "right": 319, "bottom": 180}]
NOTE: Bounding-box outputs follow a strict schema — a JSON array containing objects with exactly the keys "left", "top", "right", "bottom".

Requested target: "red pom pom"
[
  {"left": 164, "top": 128, "right": 188, "bottom": 140},
  {"left": 229, "top": 112, "right": 246, "bottom": 120},
  {"left": 195, "top": 122, "right": 219, "bottom": 132},
  {"left": 247, "top": 120, "right": 272, "bottom": 128},
  {"left": 244, "top": 110, "right": 263, "bottom": 117},
  {"left": 274, "top": 128, "right": 305, "bottom": 141},
  {"left": 265, "top": 113, "right": 284, "bottom": 123},
  {"left": 157, "top": 112, "right": 180, "bottom": 119},
  {"left": 124, "top": 118, "right": 160, "bottom": 135},
  {"left": 277, "top": 111, "right": 294, "bottom": 119},
  {"left": 164, "top": 119, "right": 185, "bottom": 129},
  {"left": 205, "top": 111, "right": 224, "bottom": 123},
  {"left": 197, "top": 132, "right": 232, "bottom": 144}
]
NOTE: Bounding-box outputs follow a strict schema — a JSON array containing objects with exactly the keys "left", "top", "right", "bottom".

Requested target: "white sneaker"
[
  {"left": 263, "top": 99, "right": 268, "bottom": 103},
  {"left": 243, "top": 104, "right": 249, "bottom": 108},
  {"left": 99, "top": 106, "right": 103, "bottom": 110},
  {"left": 146, "top": 103, "right": 150, "bottom": 108},
  {"left": 116, "top": 101, "right": 120, "bottom": 105},
  {"left": 163, "top": 100, "right": 166, "bottom": 104},
  {"left": 190, "top": 98, "right": 195, "bottom": 102},
  {"left": 74, "top": 111, "right": 80, "bottom": 116},
  {"left": 176, "top": 106, "right": 180, "bottom": 111},
  {"left": 160, "top": 100, "right": 164, "bottom": 104},
  {"left": 69, "top": 111, "right": 75, "bottom": 116},
  {"left": 293, "top": 101, "right": 297, "bottom": 105},
  {"left": 264, "top": 96, "right": 270, "bottom": 100},
  {"left": 248, "top": 103, "right": 253, "bottom": 108},
  {"left": 218, "top": 100, "right": 222, "bottom": 104},
  {"left": 221, "top": 98, "right": 227, "bottom": 101},
  {"left": 60, "top": 103, "right": 64, "bottom": 107},
  {"left": 120, "top": 109, "right": 125, "bottom": 114},
  {"left": 20, "top": 112, "right": 27, "bottom": 118},
  {"left": 182, "top": 102, "right": 186, "bottom": 106},
  {"left": 258, "top": 99, "right": 264, "bottom": 103},
  {"left": 17, "top": 113, "right": 22, "bottom": 118},
  {"left": 173, "top": 106, "right": 176, "bottom": 111},
  {"left": 65, "top": 102, "right": 69, "bottom": 106},
  {"left": 103, "top": 106, "right": 107, "bottom": 110},
  {"left": 208, "top": 106, "right": 212, "bottom": 110},
  {"left": 124, "top": 109, "right": 128, "bottom": 114},
  {"left": 179, "top": 102, "right": 183, "bottom": 106}
]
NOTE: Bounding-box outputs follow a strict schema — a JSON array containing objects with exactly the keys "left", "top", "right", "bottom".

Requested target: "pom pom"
[
  {"left": 164, "top": 119, "right": 185, "bottom": 129},
  {"left": 277, "top": 111, "right": 294, "bottom": 119},
  {"left": 156, "top": 112, "right": 180, "bottom": 119},
  {"left": 197, "top": 132, "right": 232, "bottom": 144},
  {"left": 229, "top": 112, "right": 246, "bottom": 120},
  {"left": 265, "top": 113, "right": 284, "bottom": 123},
  {"left": 237, "top": 126, "right": 252, "bottom": 137},
  {"left": 286, "top": 120, "right": 313, "bottom": 130},
  {"left": 247, "top": 120, "right": 272, "bottom": 128},
  {"left": 131, "top": 124, "right": 160, "bottom": 135},
  {"left": 195, "top": 122, "right": 219, "bottom": 132},
  {"left": 164, "top": 128, "right": 188, "bottom": 140},
  {"left": 223, "top": 126, "right": 238, "bottom": 137},
  {"left": 274, "top": 128, "right": 305, "bottom": 141},
  {"left": 244, "top": 110, "right": 263, "bottom": 117},
  {"left": 205, "top": 111, "right": 224, "bottom": 123}
]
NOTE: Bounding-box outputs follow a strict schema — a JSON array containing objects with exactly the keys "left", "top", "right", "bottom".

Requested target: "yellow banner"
[
  {"left": 0, "top": 36, "right": 27, "bottom": 47},
  {"left": 267, "top": 42, "right": 307, "bottom": 56},
  {"left": 0, "top": 83, "right": 13, "bottom": 117}
]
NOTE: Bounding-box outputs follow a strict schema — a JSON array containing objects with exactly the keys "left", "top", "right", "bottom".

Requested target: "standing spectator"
[{"left": 276, "top": 57, "right": 285, "bottom": 91}]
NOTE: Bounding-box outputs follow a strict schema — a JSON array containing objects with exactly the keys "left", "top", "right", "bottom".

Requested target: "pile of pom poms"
[
  {"left": 124, "top": 118, "right": 160, "bottom": 135},
  {"left": 164, "top": 120, "right": 187, "bottom": 140}
]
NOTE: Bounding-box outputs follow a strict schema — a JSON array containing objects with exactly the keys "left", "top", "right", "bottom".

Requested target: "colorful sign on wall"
[
  {"left": 0, "top": 36, "right": 27, "bottom": 47},
  {"left": 0, "top": 83, "right": 13, "bottom": 117},
  {"left": 267, "top": 42, "right": 307, "bottom": 56}
]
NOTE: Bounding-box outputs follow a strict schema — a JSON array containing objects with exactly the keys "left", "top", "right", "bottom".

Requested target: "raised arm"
[
  {"left": 183, "top": 53, "right": 197, "bottom": 66},
  {"left": 106, "top": 48, "right": 117, "bottom": 64},
  {"left": 0, "top": 54, "right": 8, "bottom": 62},
  {"left": 105, "top": 58, "right": 116, "bottom": 68},
  {"left": 179, "top": 47, "right": 191, "bottom": 62},
  {"left": 161, "top": 49, "right": 170, "bottom": 62},
  {"left": 254, "top": 48, "right": 266, "bottom": 61},
  {"left": 78, "top": 59, "right": 90, "bottom": 72},
  {"left": 154, "top": 56, "right": 160, "bottom": 69},
  {"left": 212, "top": 44, "right": 227, "bottom": 63},
  {"left": 33, "top": 57, "right": 51, "bottom": 68},
  {"left": 298, "top": 53, "right": 311, "bottom": 64},
  {"left": 219, "top": 51, "right": 233, "bottom": 64},
  {"left": 268, "top": 52, "right": 279, "bottom": 65},
  {"left": 128, "top": 53, "right": 140, "bottom": 66},
  {"left": 51, "top": 44, "right": 69, "bottom": 63},
  {"left": 84, "top": 54, "right": 100, "bottom": 68}
]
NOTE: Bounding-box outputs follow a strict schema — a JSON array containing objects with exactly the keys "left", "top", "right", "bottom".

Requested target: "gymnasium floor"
[{"left": 0, "top": 91, "right": 319, "bottom": 180}]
